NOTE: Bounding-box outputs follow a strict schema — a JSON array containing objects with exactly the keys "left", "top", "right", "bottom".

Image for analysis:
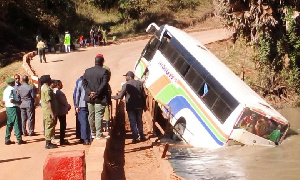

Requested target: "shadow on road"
[
  {"left": 51, "top": 60, "right": 64, "bottom": 63},
  {"left": 0, "top": 157, "right": 31, "bottom": 163},
  {"left": 101, "top": 100, "right": 126, "bottom": 180}
]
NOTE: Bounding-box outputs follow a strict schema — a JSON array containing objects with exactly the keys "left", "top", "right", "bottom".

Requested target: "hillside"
[{"left": 0, "top": 0, "right": 215, "bottom": 67}]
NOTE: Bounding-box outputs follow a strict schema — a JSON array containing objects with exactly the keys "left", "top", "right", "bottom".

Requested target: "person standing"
[
  {"left": 16, "top": 75, "right": 37, "bottom": 136},
  {"left": 102, "top": 28, "right": 107, "bottom": 46},
  {"left": 40, "top": 75, "right": 58, "bottom": 149},
  {"left": 64, "top": 31, "right": 71, "bottom": 53},
  {"left": 13, "top": 74, "right": 22, "bottom": 133},
  {"left": 96, "top": 54, "right": 111, "bottom": 134},
  {"left": 14, "top": 74, "right": 21, "bottom": 89},
  {"left": 53, "top": 80, "right": 71, "bottom": 145},
  {"left": 3, "top": 77, "right": 26, "bottom": 145},
  {"left": 36, "top": 38, "right": 46, "bottom": 63},
  {"left": 50, "top": 35, "right": 56, "bottom": 53},
  {"left": 74, "top": 76, "right": 92, "bottom": 145},
  {"left": 111, "top": 71, "right": 146, "bottom": 143},
  {"left": 82, "top": 55, "right": 109, "bottom": 140},
  {"left": 90, "top": 28, "right": 95, "bottom": 47},
  {"left": 59, "top": 33, "right": 65, "bottom": 52}
]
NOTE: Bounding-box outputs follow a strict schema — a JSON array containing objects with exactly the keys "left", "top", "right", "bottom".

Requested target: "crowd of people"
[
  {"left": 35, "top": 27, "right": 110, "bottom": 63},
  {"left": 3, "top": 54, "right": 147, "bottom": 149}
]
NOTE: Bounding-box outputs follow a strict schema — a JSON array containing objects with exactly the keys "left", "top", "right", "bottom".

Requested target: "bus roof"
[{"left": 159, "top": 24, "right": 288, "bottom": 124}]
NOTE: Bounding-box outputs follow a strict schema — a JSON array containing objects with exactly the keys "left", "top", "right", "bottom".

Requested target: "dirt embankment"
[{"left": 102, "top": 101, "right": 167, "bottom": 179}]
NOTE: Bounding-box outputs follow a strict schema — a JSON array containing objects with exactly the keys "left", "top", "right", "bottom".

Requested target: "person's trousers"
[
  {"left": 103, "top": 105, "right": 110, "bottom": 131},
  {"left": 57, "top": 115, "right": 66, "bottom": 141},
  {"left": 127, "top": 109, "right": 143, "bottom": 139},
  {"left": 75, "top": 113, "right": 81, "bottom": 138},
  {"left": 44, "top": 114, "right": 56, "bottom": 141},
  {"left": 87, "top": 102, "right": 105, "bottom": 137},
  {"left": 38, "top": 48, "right": 46, "bottom": 62},
  {"left": 64, "top": 45, "right": 70, "bottom": 52},
  {"left": 78, "top": 107, "right": 91, "bottom": 142},
  {"left": 20, "top": 107, "right": 34, "bottom": 134},
  {"left": 5, "top": 107, "right": 22, "bottom": 143}
]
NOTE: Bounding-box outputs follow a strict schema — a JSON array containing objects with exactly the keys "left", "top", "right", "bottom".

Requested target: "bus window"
[
  {"left": 143, "top": 37, "right": 160, "bottom": 60},
  {"left": 203, "top": 88, "right": 218, "bottom": 108},
  {"left": 212, "top": 98, "right": 231, "bottom": 123},
  {"left": 185, "top": 67, "right": 197, "bottom": 85},
  {"left": 179, "top": 61, "right": 190, "bottom": 77},
  {"left": 169, "top": 49, "right": 180, "bottom": 64},
  {"left": 160, "top": 39, "right": 179, "bottom": 64},
  {"left": 191, "top": 75, "right": 204, "bottom": 93},
  {"left": 220, "top": 90, "right": 239, "bottom": 110},
  {"left": 174, "top": 56, "right": 184, "bottom": 71}
]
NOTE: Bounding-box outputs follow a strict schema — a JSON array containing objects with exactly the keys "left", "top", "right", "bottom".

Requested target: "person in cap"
[
  {"left": 16, "top": 75, "right": 37, "bottom": 136},
  {"left": 3, "top": 77, "right": 26, "bottom": 145},
  {"left": 82, "top": 55, "right": 109, "bottom": 140},
  {"left": 111, "top": 71, "right": 146, "bottom": 143},
  {"left": 40, "top": 75, "right": 58, "bottom": 149}
]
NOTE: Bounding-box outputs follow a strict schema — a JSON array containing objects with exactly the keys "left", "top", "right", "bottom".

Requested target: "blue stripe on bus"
[{"left": 167, "top": 96, "right": 224, "bottom": 146}]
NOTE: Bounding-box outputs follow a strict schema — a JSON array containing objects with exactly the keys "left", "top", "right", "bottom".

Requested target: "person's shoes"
[
  {"left": 60, "top": 140, "right": 70, "bottom": 145},
  {"left": 5, "top": 140, "right": 15, "bottom": 145},
  {"left": 45, "top": 140, "right": 57, "bottom": 149},
  {"left": 101, "top": 134, "right": 110, "bottom": 139},
  {"left": 140, "top": 136, "right": 147, "bottom": 141},
  {"left": 28, "top": 132, "right": 36, "bottom": 136},
  {"left": 96, "top": 136, "right": 101, "bottom": 140},
  {"left": 83, "top": 141, "right": 91, "bottom": 145},
  {"left": 92, "top": 135, "right": 96, "bottom": 139},
  {"left": 132, "top": 138, "right": 139, "bottom": 143},
  {"left": 23, "top": 132, "right": 28, "bottom": 136},
  {"left": 18, "top": 140, "right": 27, "bottom": 145}
]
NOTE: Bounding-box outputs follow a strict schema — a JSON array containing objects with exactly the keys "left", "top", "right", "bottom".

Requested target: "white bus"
[{"left": 134, "top": 23, "right": 289, "bottom": 149}]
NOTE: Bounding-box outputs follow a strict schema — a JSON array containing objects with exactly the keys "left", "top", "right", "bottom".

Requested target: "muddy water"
[{"left": 168, "top": 107, "right": 300, "bottom": 180}]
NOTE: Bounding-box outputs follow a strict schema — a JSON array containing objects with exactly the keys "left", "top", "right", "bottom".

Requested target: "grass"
[{"left": 0, "top": 61, "right": 26, "bottom": 108}]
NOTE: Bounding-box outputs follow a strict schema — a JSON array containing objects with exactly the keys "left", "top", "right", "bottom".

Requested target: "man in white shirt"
[{"left": 3, "top": 77, "right": 26, "bottom": 145}]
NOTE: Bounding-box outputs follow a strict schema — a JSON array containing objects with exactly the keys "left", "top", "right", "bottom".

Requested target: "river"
[{"left": 169, "top": 107, "right": 300, "bottom": 180}]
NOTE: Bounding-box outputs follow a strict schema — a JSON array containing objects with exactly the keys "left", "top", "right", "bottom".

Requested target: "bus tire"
[{"left": 172, "top": 118, "right": 186, "bottom": 141}]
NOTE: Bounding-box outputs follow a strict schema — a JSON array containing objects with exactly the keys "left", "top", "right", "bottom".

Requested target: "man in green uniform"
[
  {"left": 40, "top": 75, "right": 58, "bottom": 149},
  {"left": 3, "top": 78, "right": 26, "bottom": 145}
]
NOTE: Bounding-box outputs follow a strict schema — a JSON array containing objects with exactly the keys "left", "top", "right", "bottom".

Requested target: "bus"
[{"left": 134, "top": 23, "right": 290, "bottom": 149}]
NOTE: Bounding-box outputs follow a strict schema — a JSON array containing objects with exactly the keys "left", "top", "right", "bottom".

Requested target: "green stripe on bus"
[
  {"left": 155, "top": 84, "right": 226, "bottom": 142},
  {"left": 138, "top": 62, "right": 145, "bottom": 78}
]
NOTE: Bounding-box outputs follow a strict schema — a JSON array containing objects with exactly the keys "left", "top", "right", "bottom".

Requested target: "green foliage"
[{"left": 217, "top": 1, "right": 300, "bottom": 97}]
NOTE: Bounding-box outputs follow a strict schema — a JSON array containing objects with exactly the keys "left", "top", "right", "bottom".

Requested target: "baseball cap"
[
  {"left": 6, "top": 77, "right": 14, "bottom": 84},
  {"left": 96, "top": 54, "right": 104, "bottom": 58},
  {"left": 123, "top": 71, "right": 134, "bottom": 78}
]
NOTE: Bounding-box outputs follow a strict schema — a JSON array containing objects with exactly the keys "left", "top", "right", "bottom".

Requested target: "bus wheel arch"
[{"left": 172, "top": 117, "right": 186, "bottom": 141}]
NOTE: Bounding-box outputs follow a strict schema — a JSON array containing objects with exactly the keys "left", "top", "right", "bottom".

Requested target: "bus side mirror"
[{"left": 146, "top": 23, "right": 159, "bottom": 33}]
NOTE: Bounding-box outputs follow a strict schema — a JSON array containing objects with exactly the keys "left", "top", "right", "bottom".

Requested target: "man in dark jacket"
[
  {"left": 112, "top": 71, "right": 146, "bottom": 143},
  {"left": 16, "top": 75, "right": 36, "bottom": 136},
  {"left": 82, "top": 55, "right": 109, "bottom": 139}
]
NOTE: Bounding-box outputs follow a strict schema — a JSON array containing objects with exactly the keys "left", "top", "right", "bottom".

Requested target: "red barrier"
[{"left": 43, "top": 150, "right": 86, "bottom": 180}]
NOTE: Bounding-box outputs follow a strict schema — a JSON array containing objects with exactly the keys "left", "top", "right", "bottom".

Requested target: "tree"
[{"left": 216, "top": 0, "right": 300, "bottom": 95}]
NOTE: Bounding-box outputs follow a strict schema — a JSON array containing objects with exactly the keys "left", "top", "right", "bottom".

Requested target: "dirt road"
[{"left": 0, "top": 28, "right": 231, "bottom": 179}]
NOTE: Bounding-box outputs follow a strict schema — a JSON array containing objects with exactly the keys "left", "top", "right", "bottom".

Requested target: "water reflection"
[{"left": 169, "top": 108, "right": 300, "bottom": 180}]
